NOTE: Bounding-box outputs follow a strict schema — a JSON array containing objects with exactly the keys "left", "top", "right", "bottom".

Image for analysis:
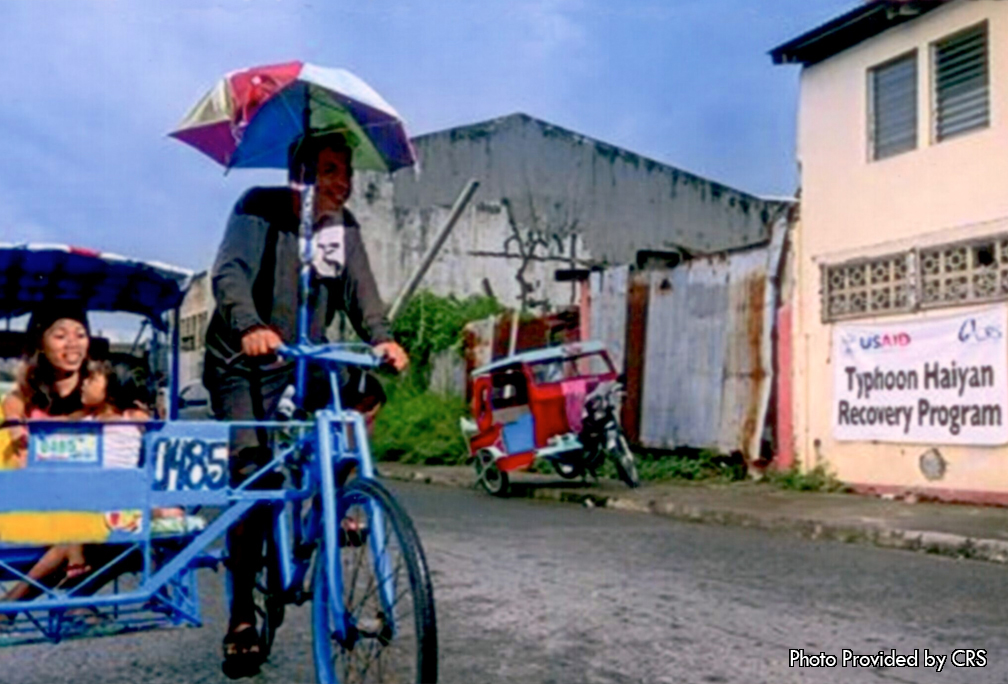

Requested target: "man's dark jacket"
[{"left": 204, "top": 187, "right": 391, "bottom": 380}]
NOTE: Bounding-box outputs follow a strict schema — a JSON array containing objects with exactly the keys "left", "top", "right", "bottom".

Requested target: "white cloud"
[{"left": 516, "top": 0, "right": 587, "bottom": 62}]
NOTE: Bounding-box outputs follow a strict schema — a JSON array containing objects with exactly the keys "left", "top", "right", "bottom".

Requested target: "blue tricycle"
[{"left": 0, "top": 243, "right": 438, "bottom": 683}]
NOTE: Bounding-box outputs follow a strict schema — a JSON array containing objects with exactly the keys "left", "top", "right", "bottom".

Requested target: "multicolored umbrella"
[{"left": 170, "top": 61, "right": 416, "bottom": 173}]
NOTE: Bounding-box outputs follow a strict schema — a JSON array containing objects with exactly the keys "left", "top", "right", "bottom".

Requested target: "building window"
[
  {"left": 824, "top": 254, "right": 915, "bottom": 320},
  {"left": 919, "top": 236, "right": 1008, "bottom": 308},
  {"left": 178, "top": 310, "right": 210, "bottom": 352},
  {"left": 869, "top": 51, "right": 917, "bottom": 160},
  {"left": 933, "top": 23, "right": 989, "bottom": 142},
  {"left": 823, "top": 234, "right": 1008, "bottom": 322},
  {"left": 196, "top": 311, "right": 209, "bottom": 351}
]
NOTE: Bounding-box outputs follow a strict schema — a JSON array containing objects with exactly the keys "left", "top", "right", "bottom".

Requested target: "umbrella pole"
[{"left": 296, "top": 182, "right": 315, "bottom": 404}]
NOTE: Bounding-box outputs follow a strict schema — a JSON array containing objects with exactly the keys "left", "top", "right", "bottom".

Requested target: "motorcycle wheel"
[
  {"left": 552, "top": 461, "right": 582, "bottom": 479},
  {"left": 609, "top": 430, "right": 640, "bottom": 488}
]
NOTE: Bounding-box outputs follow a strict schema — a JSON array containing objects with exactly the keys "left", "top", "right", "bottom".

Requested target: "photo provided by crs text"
[{"left": 789, "top": 648, "right": 988, "bottom": 673}]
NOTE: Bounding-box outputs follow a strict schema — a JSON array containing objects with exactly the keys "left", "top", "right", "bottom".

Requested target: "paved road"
[{"left": 4, "top": 481, "right": 1008, "bottom": 683}]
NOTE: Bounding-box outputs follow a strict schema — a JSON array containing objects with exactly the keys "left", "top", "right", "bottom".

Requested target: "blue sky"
[{"left": 1, "top": 0, "right": 855, "bottom": 274}]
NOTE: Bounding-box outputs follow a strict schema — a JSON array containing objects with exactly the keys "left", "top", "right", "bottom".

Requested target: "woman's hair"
[
  {"left": 18, "top": 304, "right": 91, "bottom": 416},
  {"left": 87, "top": 360, "right": 152, "bottom": 413},
  {"left": 18, "top": 351, "right": 84, "bottom": 416}
]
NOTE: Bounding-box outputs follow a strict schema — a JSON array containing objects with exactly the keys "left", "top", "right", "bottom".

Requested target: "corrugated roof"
[{"left": 770, "top": 1, "right": 945, "bottom": 67}]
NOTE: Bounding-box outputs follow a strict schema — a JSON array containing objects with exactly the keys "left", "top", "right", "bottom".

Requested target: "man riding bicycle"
[{"left": 203, "top": 131, "right": 408, "bottom": 676}]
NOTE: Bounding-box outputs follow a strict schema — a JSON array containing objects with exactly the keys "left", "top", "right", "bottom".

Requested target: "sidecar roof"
[
  {"left": 471, "top": 340, "right": 609, "bottom": 377},
  {"left": 0, "top": 243, "right": 192, "bottom": 329}
]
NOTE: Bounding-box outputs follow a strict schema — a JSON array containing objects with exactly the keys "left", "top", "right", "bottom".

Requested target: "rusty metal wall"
[
  {"left": 622, "top": 273, "right": 650, "bottom": 445},
  {"left": 638, "top": 236, "right": 781, "bottom": 458}
]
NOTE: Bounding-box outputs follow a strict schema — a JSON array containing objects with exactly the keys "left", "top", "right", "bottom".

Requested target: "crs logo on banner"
[{"left": 840, "top": 332, "right": 912, "bottom": 356}]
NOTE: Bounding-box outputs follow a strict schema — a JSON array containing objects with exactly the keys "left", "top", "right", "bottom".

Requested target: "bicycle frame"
[{"left": 271, "top": 344, "right": 398, "bottom": 644}]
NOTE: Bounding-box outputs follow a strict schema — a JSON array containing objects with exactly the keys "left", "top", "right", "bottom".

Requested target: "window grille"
[
  {"left": 919, "top": 237, "right": 1007, "bottom": 309},
  {"left": 824, "top": 253, "right": 915, "bottom": 321},
  {"left": 869, "top": 52, "right": 917, "bottom": 160},
  {"left": 934, "top": 23, "right": 989, "bottom": 141},
  {"left": 823, "top": 233, "right": 1008, "bottom": 322}
]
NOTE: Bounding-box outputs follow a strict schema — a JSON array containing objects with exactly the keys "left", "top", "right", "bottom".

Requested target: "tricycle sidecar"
[{"left": 464, "top": 341, "right": 640, "bottom": 496}]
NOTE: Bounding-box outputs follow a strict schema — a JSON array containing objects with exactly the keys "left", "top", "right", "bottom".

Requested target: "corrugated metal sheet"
[
  {"left": 588, "top": 265, "right": 629, "bottom": 372},
  {"left": 638, "top": 223, "right": 786, "bottom": 458}
]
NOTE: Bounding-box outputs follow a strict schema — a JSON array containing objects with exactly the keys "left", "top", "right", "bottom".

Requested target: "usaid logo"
[
  {"left": 841, "top": 332, "right": 911, "bottom": 355},
  {"left": 859, "top": 333, "right": 911, "bottom": 350}
]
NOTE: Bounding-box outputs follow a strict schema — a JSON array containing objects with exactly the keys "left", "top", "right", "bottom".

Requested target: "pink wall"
[{"left": 773, "top": 303, "right": 795, "bottom": 471}]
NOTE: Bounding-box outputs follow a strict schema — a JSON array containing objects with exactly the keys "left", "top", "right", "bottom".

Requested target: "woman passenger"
[{"left": 0, "top": 304, "right": 93, "bottom": 622}]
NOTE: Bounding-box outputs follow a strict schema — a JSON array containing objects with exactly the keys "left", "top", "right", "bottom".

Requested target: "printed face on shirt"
[{"left": 312, "top": 224, "right": 346, "bottom": 278}]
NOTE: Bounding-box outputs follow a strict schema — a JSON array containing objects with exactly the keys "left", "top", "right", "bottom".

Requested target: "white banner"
[{"left": 833, "top": 305, "right": 1008, "bottom": 445}]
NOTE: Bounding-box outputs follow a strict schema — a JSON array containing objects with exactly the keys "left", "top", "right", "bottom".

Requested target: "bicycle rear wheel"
[{"left": 312, "top": 478, "right": 437, "bottom": 684}]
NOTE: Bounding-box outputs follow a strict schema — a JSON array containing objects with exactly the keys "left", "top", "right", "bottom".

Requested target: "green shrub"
[
  {"left": 763, "top": 464, "right": 846, "bottom": 492},
  {"left": 371, "top": 381, "right": 470, "bottom": 465},
  {"left": 364, "top": 291, "right": 505, "bottom": 465},
  {"left": 599, "top": 447, "right": 747, "bottom": 483}
]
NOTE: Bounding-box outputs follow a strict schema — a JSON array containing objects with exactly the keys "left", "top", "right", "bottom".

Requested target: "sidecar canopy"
[{"left": 0, "top": 244, "right": 192, "bottom": 330}]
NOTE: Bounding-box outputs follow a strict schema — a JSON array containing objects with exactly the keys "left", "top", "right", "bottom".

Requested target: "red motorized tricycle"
[{"left": 461, "top": 341, "right": 640, "bottom": 496}]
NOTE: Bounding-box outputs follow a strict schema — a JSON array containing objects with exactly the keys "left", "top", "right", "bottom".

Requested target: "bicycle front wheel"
[{"left": 312, "top": 478, "right": 437, "bottom": 684}]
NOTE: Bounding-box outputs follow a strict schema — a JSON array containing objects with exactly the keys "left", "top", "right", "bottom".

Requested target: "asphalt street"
[{"left": 2, "top": 480, "right": 1007, "bottom": 684}]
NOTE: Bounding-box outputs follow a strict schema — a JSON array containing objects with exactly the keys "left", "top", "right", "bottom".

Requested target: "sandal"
[
  {"left": 339, "top": 517, "right": 369, "bottom": 548},
  {"left": 222, "top": 622, "right": 263, "bottom": 679}
]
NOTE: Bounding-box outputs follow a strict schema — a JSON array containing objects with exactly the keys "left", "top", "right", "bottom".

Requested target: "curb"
[{"left": 382, "top": 468, "right": 1008, "bottom": 565}]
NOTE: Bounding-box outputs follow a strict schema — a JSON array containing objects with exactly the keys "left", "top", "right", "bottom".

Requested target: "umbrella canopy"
[
  {"left": 0, "top": 244, "right": 191, "bottom": 328},
  {"left": 170, "top": 61, "right": 416, "bottom": 173}
]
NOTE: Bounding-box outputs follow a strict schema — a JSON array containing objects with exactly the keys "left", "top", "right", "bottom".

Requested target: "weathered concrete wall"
[
  {"left": 350, "top": 113, "right": 785, "bottom": 313},
  {"left": 348, "top": 177, "right": 583, "bottom": 310}
]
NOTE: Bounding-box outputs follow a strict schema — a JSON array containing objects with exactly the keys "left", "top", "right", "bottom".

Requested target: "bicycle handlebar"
[
  {"left": 223, "top": 341, "right": 395, "bottom": 372},
  {"left": 276, "top": 342, "right": 382, "bottom": 370}
]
